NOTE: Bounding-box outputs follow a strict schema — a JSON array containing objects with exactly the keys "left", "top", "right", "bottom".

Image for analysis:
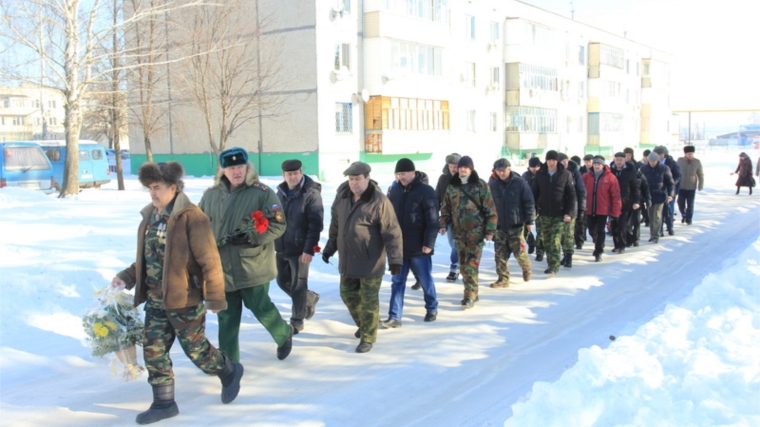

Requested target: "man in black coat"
[
  {"left": 382, "top": 158, "right": 440, "bottom": 327},
  {"left": 435, "top": 153, "right": 461, "bottom": 282},
  {"left": 610, "top": 152, "right": 641, "bottom": 253},
  {"left": 639, "top": 151, "right": 674, "bottom": 244},
  {"left": 530, "top": 150, "right": 577, "bottom": 277},
  {"left": 522, "top": 156, "right": 541, "bottom": 256},
  {"left": 558, "top": 153, "right": 586, "bottom": 267},
  {"left": 488, "top": 158, "right": 535, "bottom": 286},
  {"left": 275, "top": 160, "right": 324, "bottom": 334},
  {"left": 653, "top": 145, "right": 681, "bottom": 236}
]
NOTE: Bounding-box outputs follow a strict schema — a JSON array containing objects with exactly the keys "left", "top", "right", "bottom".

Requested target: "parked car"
[
  {"left": 38, "top": 140, "right": 111, "bottom": 189},
  {"left": 0, "top": 142, "right": 55, "bottom": 191}
]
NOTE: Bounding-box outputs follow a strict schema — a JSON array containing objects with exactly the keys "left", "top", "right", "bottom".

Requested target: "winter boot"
[
  {"left": 564, "top": 253, "right": 573, "bottom": 268},
  {"left": 305, "top": 291, "right": 320, "bottom": 320},
  {"left": 136, "top": 381, "right": 179, "bottom": 425},
  {"left": 276, "top": 325, "right": 294, "bottom": 360},
  {"left": 535, "top": 253, "right": 544, "bottom": 262},
  {"left": 559, "top": 254, "right": 567, "bottom": 267},
  {"left": 522, "top": 269, "right": 532, "bottom": 282},
  {"left": 218, "top": 356, "right": 244, "bottom": 404}
]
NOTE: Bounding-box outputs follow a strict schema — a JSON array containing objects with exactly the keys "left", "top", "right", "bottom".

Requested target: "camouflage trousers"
[
  {"left": 537, "top": 216, "right": 565, "bottom": 271},
  {"left": 340, "top": 276, "right": 382, "bottom": 343},
  {"left": 494, "top": 227, "right": 531, "bottom": 282},
  {"left": 143, "top": 303, "right": 225, "bottom": 386},
  {"left": 560, "top": 218, "right": 576, "bottom": 256},
  {"left": 533, "top": 220, "right": 544, "bottom": 256},
  {"left": 456, "top": 240, "right": 484, "bottom": 301}
]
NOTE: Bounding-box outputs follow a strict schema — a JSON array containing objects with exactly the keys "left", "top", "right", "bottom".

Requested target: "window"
[
  {"left": 463, "top": 62, "right": 476, "bottom": 87},
  {"left": 465, "top": 15, "right": 476, "bottom": 40},
  {"left": 12, "top": 116, "right": 24, "bottom": 125},
  {"left": 489, "top": 112, "right": 498, "bottom": 132},
  {"left": 506, "top": 106, "right": 557, "bottom": 133},
  {"left": 636, "top": 62, "right": 640, "bottom": 76},
  {"left": 579, "top": 45, "right": 586, "bottom": 65},
  {"left": 489, "top": 21, "right": 500, "bottom": 43},
  {"left": 3, "top": 146, "right": 51, "bottom": 171},
  {"left": 44, "top": 149, "right": 61, "bottom": 162},
  {"left": 391, "top": 40, "right": 443, "bottom": 76},
  {"left": 370, "top": 96, "right": 449, "bottom": 131},
  {"left": 92, "top": 149, "right": 103, "bottom": 161},
  {"left": 466, "top": 110, "right": 476, "bottom": 132},
  {"left": 490, "top": 66, "right": 500, "bottom": 87},
  {"left": 600, "top": 44, "right": 624, "bottom": 69},
  {"left": 578, "top": 81, "right": 586, "bottom": 98},
  {"left": 79, "top": 150, "right": 91, "bottom": 161},
  {"left": 383, "top": 0, "right": 449, "bottom": 23},
  {"left": 518, "top": 64, "right": 557, "bottom": 92},
  {"left": 626, "top": 59, "right": 630, "bottom": 74},
  {"left": 337, "top": 0, "right": 350, "bottom": 13},
  {"left": 334, "top": 43, "right": 350, "bottom": 71},
  {"left": 588, "top": 112, "right": 624, "bottom": 135},
  {"left": 335, "top": 103, "right": 352, "bottom": 133},
  {"left": 48, "top": 100, "right": 56, "bottom": 109}
]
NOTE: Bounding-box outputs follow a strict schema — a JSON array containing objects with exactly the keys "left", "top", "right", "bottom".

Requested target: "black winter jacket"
[
  {"left": 566, "top": 160, "right": 587, "bottom": 212},
  {"left": 521, "top": 170, "right": 537, "bottom": 188},
  {"left": 531, "top": 163, "right": 577, "bottom": 218},
  {"left": 489, "top": 171, "right": 536, "bottom": 230},
  {"left": 663, "top": 155, "right": 681, "bottom": 187},
  {"left": 387, "top": 172, "right": 439, "bottom": 257},
  {"left": 610, "top": 161, "right": 641, "bottom": 206},
  {"left": 435, "top": 164, "right": 454, "bottom": 207},
  {"left": 275, "top": 175, "right": 324, "bottom": 256},
  {"left": 639, "top": 162, "right": 674, "bottom": 204}
]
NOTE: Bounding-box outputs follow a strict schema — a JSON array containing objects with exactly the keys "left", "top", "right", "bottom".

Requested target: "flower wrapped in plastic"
[{"left": 82, "top": 285, "right": 145, "bottom": 381}]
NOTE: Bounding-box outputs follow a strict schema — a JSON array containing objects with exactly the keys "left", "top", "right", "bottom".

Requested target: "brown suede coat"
[{"left": 117, "top": 192, "right": 227, "bottom": 311}]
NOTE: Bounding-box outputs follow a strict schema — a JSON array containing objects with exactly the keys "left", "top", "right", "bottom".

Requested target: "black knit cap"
[
  {"left": 683, "top": 146, "right": 695, "bottom": 153},
  {"left": 395, "top": 158, "right": 415, "bottom": 173},
  {"left": 557, "top": 152, "right": 568, "bottom": 162},
  {"left": 457, "top": 156, "right": 474, "bottom": 169},
  {"left": 281, "top": 159, "right": 302, "bottom": 171},
  {"left": 545, "top": 150, "right": 559, "bottom": 161},
  {"left": 571, "top": 155, "right": 581, "bottom": 164},
  {"left": 529, "top": 157, "right": 541, "bottom": 167},
  {"left": 583, "top": 154, "right": 594, "bottom": 161}
]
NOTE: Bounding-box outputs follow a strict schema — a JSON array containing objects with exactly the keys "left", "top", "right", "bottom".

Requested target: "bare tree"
[
  {"left": 178, "top": 0, "right": 286, "bottom": 162},
  {"left": 0, "top": 0, "right": 203, "bottom": 195}
]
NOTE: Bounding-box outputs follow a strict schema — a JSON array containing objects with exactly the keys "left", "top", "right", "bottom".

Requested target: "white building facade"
[{"left": 130, "top": 0, "right": 674, "bottom": 178}]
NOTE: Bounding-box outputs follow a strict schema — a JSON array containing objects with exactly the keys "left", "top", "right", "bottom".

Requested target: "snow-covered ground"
[{"left": 1, "top": 147, "right": 758, "bottom": 426}]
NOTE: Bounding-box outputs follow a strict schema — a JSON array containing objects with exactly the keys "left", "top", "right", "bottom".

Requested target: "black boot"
[
  {"left": 564, "top": 253, "right": 573, "bottom": 268},
  {"left": 560, "top": 254, "right": 567, "bottom": 267},
  {"left": 136, "top": 381, "right": 179, "bottom": 425},
  {"left": 218, "top": 356, "right": 244, "bottom": 404},
  {"left": 736, "top": 186, "right": 740, "bottom": 195}
]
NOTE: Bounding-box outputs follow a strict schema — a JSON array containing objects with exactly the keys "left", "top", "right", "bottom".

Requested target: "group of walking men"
[{"left": 115, "top": 144, "right": 703, "bottom": 424}]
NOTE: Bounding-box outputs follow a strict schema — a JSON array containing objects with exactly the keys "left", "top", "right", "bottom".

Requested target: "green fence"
[{"left": 130, "top": 152, "right": 320, "bottom": 177}]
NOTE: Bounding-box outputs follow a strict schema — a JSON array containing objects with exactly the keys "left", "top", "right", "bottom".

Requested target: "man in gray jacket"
[
  {"left": 323, "top": 162, "right": 403, "bottom": 353},
  {"left": 676, "top": 146, "right": 704, "bottom": 225}
]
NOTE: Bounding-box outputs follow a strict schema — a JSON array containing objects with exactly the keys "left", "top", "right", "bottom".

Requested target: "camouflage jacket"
[
  {"left": 117, "top": 192, "right": 226, "bottom": 311},
  {"left": 439, "top": 170, "right": 497, "bottom": 242},
  {"left": 199, "top": 162, "right": 286, "bottom": 291}
]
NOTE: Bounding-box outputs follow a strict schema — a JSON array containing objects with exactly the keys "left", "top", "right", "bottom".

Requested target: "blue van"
[
  {"left": 39, "top": 140, "right": 111, "bottom": 189},
  {"left": 0, "top": 142, "right": 55, "bottom": 191}
]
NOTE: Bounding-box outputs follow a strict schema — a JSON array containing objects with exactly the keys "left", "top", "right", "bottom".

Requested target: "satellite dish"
[{"left": 360, "top": 89, "right": 369, "bottom": 103}]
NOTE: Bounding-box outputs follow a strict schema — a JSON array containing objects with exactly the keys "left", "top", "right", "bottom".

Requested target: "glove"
[
  {"left": 389, "top": 264, "right": 402, "bottom": 276},
  {"left": 227, "top": 230, "right": 250, "bottom": 246},
  {"left": 322, "top": 253, "right": 331, "bottom": 264}
]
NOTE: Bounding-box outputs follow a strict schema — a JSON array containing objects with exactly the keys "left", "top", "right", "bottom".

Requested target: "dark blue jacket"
[
  {"left": 388, "top": 172, "right": 439, "bottom": 257},
  {"left": 610, "top": 160, "right": 641, "bottom": 205},
  {"left": 663, "top": 155, "right": 681, "bottom": 187},
  {"left": 488, "top": 171, "right": 535, "bottom": 229},
  {"left": 531, "top": 163, "right": 577, "bottom": 219},
  {"left": 640, "top": 162, "right": 674, "bottom": 204},
  {"left": 275, "top": 175, "right": 324, "bottom": 257}
]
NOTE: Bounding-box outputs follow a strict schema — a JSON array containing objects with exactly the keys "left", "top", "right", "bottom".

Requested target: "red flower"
[
  {"left": 251, "top": 211, "right": 264, "bottom": 220},
  {"left": 313, "top": 245, "right": 321, "bottom": 254}
]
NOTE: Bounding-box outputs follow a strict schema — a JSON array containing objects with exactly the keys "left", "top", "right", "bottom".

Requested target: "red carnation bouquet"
[
  {"left": 218, "top": 210, "right": 269, "bottom": 247},
  {"left": 251, "top": 211, "right": 269, "bottom": 234}
]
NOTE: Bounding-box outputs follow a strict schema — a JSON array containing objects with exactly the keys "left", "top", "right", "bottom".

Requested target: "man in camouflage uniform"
[
  {"left": 114, "top": 162, "right": 243, "bottom": 424},
  {"left": 531, "top": 150, "right": 577, "bottom": 277},
  {"left": 557, "top": 153, "right": 585, "bottom": 268},
  {"left": 199, "top": 147, "right": 293, "bottom": 363},
  {"left": 322, "top": 162, "right": 403, "bottom": 353},
  {"left": 488, "top": 159, "right": 534, "bottom": 287},
  {"left": 439, "top": 156, "right": 497, "bottom": 308}
]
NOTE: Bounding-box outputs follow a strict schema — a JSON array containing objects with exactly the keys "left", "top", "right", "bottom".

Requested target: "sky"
[
  {"left": 520, "top": 0, "right": 760, "bottom": 112},
  {"left": 1, "top": 147, "right": 759, "bottom": 426}
]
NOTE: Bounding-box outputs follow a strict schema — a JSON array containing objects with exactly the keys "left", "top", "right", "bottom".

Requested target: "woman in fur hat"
[
  {"left": 730, "top": 152, "right": 754, "bottom": 195},
  {"left": 112, "top": 161, "right": 243, "bottom": 424}
]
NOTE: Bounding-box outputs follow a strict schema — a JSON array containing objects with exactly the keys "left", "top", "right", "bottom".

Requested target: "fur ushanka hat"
[{"left": 138, "top": 161, "right": 185, "bottom": 191}]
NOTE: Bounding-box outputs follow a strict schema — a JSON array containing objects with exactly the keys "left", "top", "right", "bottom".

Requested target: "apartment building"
[
  {"left": 0, "top": 84, "right": 65, "bottom": 142},
  {"left": 130, "top": 0, "right": 673, "bottom": 178}
]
